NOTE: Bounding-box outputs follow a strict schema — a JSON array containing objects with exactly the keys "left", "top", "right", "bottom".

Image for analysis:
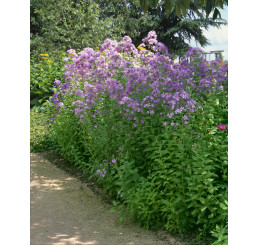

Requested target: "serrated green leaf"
[
  {"left": 200, "top": 198, "right": 205, "bottom": 204},
  {"left": 201, "top": 206, "right": 207, "bottom": 212}
]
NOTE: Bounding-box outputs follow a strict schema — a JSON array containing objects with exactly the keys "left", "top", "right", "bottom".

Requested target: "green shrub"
[
  {"left": 106, "top": 94, "right": 228, "bottom": 237},
  {"left": 50, "top": 89, "right": 228, "bottom": 243},
  {"left": 48, "top": 108, "right": 91, "bottom": 169},
  {"left": 210, "top": 224, "right": 228, "bottom": 245},
  {"left": 30, "top": 50, "right": 66, "bottom": 108},
  {"left": 30, "top": 109, "right": 57, "bottom": 152},
  {"left": 48, "top": 35, "right": 228, "bottom": 244},
  {"left": 30, "top": 0, "right": 123, "bottom": 55}
]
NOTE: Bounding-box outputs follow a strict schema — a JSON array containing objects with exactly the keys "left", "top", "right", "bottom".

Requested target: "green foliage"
[
  {"left": 210, "top": 224, "right": 228, "bottom": 245},
  {"left": 30, "top": 110, "right": 57, "bottom": 152},
  {"left": 97, "top": 0, "right": 227, "bottom": 57},
  {"left": 49, "top": 106, "right": 92, "bottom": 171},
  {"left": 50, "top": 80, "right": 228, "bottom": 243},
  {"left": 139, "top": 0, "right": 227, "bottom": 19},
  {"left": 30, "top": 0, "right": 127, "bottom": 109},
  {"left": 112, "top": 96, "right": 228, "bottom": 238},
  {"left": 30, "top": 0, "right": 123, "bottom": 55},
  {"left": 30, "top": 50, "right": 66, "bottom": 108},
  {"left": 31, "top": 21, "right": 228, "bottom": 244},
  {"left": 30, "top": 0, "right": 227, "bottom": 59}
]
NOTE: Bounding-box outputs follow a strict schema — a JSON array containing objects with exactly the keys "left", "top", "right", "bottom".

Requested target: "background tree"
[
  {"left": 139, "top": 0, "right": 228, "bottom": 19},
  {"left": 31, "top": 0, "right": 227, "bottom": 57},
  {"left": 30, "top": 0, "right": 123, "bottom": 55},
  {"left": 97, "top": 0, "right": 227, "bottom": 57}
]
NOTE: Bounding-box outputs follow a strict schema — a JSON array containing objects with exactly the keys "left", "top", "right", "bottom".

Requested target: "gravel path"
[{"left": 30, "top": 152, "right": 190, "bottom": 245}]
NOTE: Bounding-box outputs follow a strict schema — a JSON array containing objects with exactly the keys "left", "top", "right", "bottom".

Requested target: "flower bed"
[{"left": 48, "top": 31, "right": 228, "bottom": 244}]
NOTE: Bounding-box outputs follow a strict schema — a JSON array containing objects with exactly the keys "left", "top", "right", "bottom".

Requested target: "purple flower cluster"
[
  {"left": 95, "top": 159, "right": 118, "bottom": 177},
  {"left": 168, "top": 48, "right": 228, "bottom": 96},
  {"left": 141, "top": 31, "right": 170, "bottom": 56},
  {"left": 51, "top": 31, "right": 228, "bottom": 128},
  {"left": 96, "top": 168, "right": 107, "bottom": 178}
]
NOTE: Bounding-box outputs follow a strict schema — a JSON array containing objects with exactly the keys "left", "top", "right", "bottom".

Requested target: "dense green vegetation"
[
  {"left": 30, "top": 0, "right": 226, "bottom": 109},
  {"left": 139, "top": 0, "right": 228, "bottom": 19},
  {"left": 97, "top": 0, "right": 226, "bottom": 58},
  {"left": 30, "top": 51, "right": 67, "bottom": 108},
  {"left": 30, "top": 2, "right": 228, "bottom": 244},
  {"left": 30, "top": 33, "right": 228, "bottom": 244},
  {"left": 31, "top": 0, "right": 226, "bottom": 55},
  {"left": 30, "top": 110, "right": 57, "bottom": 152}
]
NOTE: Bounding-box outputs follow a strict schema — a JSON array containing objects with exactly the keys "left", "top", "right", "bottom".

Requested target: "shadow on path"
[{"left": 30, "top": 152, "right": 191, "bottom": 245}]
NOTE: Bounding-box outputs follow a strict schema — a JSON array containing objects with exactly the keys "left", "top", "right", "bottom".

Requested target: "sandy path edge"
[{"left": 30, "top": 152, "right": 191, "bottom": 245}]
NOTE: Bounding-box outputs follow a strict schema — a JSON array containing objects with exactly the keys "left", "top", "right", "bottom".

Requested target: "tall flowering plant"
[
  {"left": 49, "top": 31, "right": 228, "bottom": 243},
  {"left": 51, "top": 31, "right": 227, "bottom": 129},
  {"left": 54, "top": 35, "right": 181, "bottom": 125}
]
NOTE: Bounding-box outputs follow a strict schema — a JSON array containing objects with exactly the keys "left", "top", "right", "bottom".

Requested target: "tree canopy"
[
  {"left": 30, "top": 0, "right": 227, "bottom": 57},
  {"left": 139, "top": 0, "right": 228, "bottom": 19},
  {"left": 30, "top": 0, "right": 123, "bottom": 53},
  {"left": 97, "top": 0, "right": 226, "bottom": 57}
]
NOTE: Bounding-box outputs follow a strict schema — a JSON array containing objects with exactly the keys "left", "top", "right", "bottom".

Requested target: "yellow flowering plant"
[
  {"left": 137, "top": 46, "right": 146, "bottom": 51},
  {"left": 30, "top": 50, "right": 66, "bottom": 109},
  {"left": 40, "top": 53, "right": 49, "bottom": 57}
]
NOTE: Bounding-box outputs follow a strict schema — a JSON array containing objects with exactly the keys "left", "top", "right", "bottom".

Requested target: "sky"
[{"left": 189, "top": 6, "right": 228, "bottom": 61}]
